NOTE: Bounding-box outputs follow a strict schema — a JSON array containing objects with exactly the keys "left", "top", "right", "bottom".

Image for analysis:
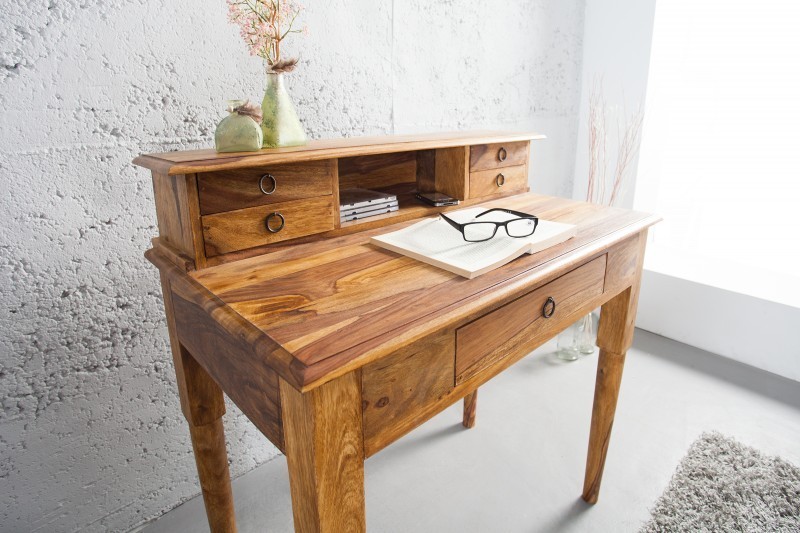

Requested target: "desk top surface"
[{"left": 187, "top": 193, "right": 659, "bottom": 389}]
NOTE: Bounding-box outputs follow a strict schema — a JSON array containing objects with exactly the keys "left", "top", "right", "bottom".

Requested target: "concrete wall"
[{"left": 0, "top": 1, "right": 585, "bottom": 531}]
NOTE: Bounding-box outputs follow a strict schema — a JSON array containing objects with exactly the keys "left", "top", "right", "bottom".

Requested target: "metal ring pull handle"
[
  {"left": 496, "top": 173, "right": 505, "bottom": 187},
  {"left": 498, "top": 147, "right": 508, "bottom": 162},
  {"left": 542, "top": 296, "right": 556, "bottom": 318},
  {"left": 265, "top": 212, "right": 285, "bottom": 233},
  {"left": 259, "top": 173, "right": 277, "bottom": 195}
]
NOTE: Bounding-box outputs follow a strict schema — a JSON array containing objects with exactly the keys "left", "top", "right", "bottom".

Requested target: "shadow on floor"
[
  {"left": 633, "top": 329, "right": 800, "bottom": 410},
  {"left": 527, "top": 497, "right": 594, "bottom": 533}
]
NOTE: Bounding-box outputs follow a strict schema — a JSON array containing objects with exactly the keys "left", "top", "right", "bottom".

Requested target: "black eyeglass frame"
[{"left": 439, "top": 208, "right": 540, "bottom": 243}]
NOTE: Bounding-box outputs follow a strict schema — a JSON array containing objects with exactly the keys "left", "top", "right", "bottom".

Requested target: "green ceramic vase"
[
  {"left": 214, "top": 100, "right": 263, "bottom": 153},
  {"left": 261, "top": 72, "right": 307, "bottom": 148}
]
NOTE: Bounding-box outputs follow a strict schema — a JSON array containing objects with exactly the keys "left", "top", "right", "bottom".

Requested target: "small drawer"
[
  {"left": 197, "top": 160, "right": 334, "bottom": 215},
  {"left": 455, "top": 255, "right": 606, "bottom": 384},
  {"left": 469, "top": 141, "right": 528, "bottom": 172},
  {"left": 469, "top": 165, "right": 527, "bottom": 198},
  {"left": 202, "top": 196, "right": 335, "bottom": 256}
]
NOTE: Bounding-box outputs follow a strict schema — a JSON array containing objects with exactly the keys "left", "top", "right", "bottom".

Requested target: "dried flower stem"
[{"left": 586, "top": 77, "right": 644, "bottom": 207}]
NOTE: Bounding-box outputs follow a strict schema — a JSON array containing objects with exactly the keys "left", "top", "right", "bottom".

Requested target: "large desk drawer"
[
  {"left": 197, "top": 160, "right": 335, "bottom": 215},
  {"left": 202, "top": 196, "right": 335, "bottom": 256},
  {"left": 455, "top": 255, "right": 606, "bottom": 384}
]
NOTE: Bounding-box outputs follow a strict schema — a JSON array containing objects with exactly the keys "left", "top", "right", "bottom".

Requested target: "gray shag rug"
[{"left": 641, "top": 432, "right": 800, "bottom": 532}]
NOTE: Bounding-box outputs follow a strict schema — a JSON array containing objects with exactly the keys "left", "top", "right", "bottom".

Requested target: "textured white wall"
[{"left": 0, "top": 1, "right": 585, "bottom": 531}]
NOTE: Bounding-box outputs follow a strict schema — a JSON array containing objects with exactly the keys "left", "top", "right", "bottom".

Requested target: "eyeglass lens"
[
  {"left": 463, "top": 222, "right": 497, "bottom": 242},
  {"left": 506, "top": 218, "right": 536, "bottom": 237}
]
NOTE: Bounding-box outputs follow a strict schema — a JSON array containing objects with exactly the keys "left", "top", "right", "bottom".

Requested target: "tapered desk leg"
[
  {"left": 463, "top": 390, "right": 478, "bottom": 428},
  {"left": 583, "top": 274, "right": 643, "bottom": 504},
  {"left": 582, "top": 348, "right": 626, "bottom": 503},
  {"left": 188, "top": 417, "right": 237, "bottom": 532},
  {"left": 160, "top": 275, "right": 237, "bottom": 532},
  {"left": 280, "top": 372, "right": 366, "bottom": 533}
]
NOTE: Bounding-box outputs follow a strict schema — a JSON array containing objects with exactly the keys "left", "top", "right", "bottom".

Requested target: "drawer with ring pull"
[
  {"left": 469, "top": 141, "right": 529, "bottom": 172},
  {"left": 201, "top": 196, "right": 335, "bottom": 256},
  {"left": 197, "top": 160, "right": 335, "bottom": 215},
  {"left": 454, "top": 255, "right": 606, "bottom": 385},
  {"left": 468, "top": 165, "right": 528, "bottom": 199}
]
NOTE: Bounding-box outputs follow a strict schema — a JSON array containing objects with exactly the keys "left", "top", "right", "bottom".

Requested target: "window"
[{"left": 635, "top": 0, "right": 800, "bottom": 308}]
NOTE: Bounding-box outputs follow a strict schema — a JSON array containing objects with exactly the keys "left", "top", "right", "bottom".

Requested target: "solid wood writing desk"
[{"left": 134, "top": 131, "right": 659, "bottom": 532}]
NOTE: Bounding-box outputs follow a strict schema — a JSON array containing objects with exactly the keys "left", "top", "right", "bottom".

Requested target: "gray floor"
[{"left": 142, "top": 330, "right": 800, "bottom": 533}]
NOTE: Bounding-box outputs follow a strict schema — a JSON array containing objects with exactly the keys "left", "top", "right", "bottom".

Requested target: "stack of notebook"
[{"left": 339, "top": 188, "right": 399, "bottom": 223}]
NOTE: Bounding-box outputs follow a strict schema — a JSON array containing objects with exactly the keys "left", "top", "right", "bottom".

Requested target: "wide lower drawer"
[
  {"left": 469, "top": 165, "right": 527, "bottom": 198},
  {"left": 197, "top": 160, "right": 334, "bottom": 215},
  {"left": 202, "top": 196, "right": 335, "bottom": 256},
  {"left": 455, "top": 255, "right": 606, "bottom": 384},
  {"left": 470, "top": 141, "right": 529, "bottom": 172}
]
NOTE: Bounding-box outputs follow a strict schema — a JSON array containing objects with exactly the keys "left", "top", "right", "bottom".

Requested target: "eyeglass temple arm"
[
  {"left": 439, "top": 213, "right": 464, "bottom": 231},
  {"left": 475, "top": 208, "right": 538, "bottom": 220}
]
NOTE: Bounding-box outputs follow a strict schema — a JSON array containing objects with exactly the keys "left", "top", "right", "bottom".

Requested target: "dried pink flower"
[{"left": 226, "top": 0, "right": 307, "bottom": 71}]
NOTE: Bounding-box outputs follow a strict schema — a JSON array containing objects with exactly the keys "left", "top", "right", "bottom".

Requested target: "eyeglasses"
[{"left": 439, "top": 208, "right": 539, "bottom": 243}]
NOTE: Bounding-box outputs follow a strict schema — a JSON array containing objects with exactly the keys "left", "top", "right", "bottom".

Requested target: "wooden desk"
[{"left": 135, "top": 132, "right": 659, "bottom": 532}]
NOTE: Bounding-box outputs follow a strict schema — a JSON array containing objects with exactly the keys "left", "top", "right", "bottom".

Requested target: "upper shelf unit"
[
  {"left": 134, "top": 131, "right": 546, "bottom": 269},
  {"left": 133, "top": 130, "right": 545, "bottom": 175}
]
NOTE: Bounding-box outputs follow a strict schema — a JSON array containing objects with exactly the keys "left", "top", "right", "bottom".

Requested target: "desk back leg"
[
  {"left": 463, "top": 390, "right": 478, "bottom": 428},
  {"left": 160, "top": 274, "right": 237, "bottom": 532},
  {"left": 280, "top": 371, "right": 366, "bottom": 533},
  {"left": 188, "top": 416, "right": 237, "bottom": 532}
]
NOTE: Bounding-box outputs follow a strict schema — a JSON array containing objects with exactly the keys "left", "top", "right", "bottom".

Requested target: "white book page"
[{"left": 371, "top": 207, "right": 577, "bottom": 278}]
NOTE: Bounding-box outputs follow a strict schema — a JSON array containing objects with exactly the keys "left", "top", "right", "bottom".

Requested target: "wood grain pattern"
[
  {"left": 134, "top": 130, "right": 546, "bottom": 175},
  {"left": 204, "top": 187, "right": 532, "bottom": 266},
  {"left": 597, "top": 231, "right": 648, "bottom": 354},
  {"left": 455, "top": 255, "right": 606, "bottom": 384},
  {"left": 582, "top": 348, "right": 626, "bottom": 504},
  {"left": 415, "top": 149, "right": 436, "bottom": 193},
  {"left": 160, "top": 263, "right": 236, "bottom": 532},
  {"left": 148, "top": 247, "right": 302, "bottom": 388},
  {"left": 331, "top": 161, "right": 341, "bottom": 229},
  {"left": 338, "top": 152, "right": 417, "bottom": 191},
  {"left": 202, "top": 196, "right": 334, "bottom": 256},
  {"left": 184, "top": 174, "right": 208, "bottom": 269},
  {"left": 174, "top": 344, "right": 227, "bottom": 427},
  {"left": 281, "top": 372, "right": 366, "bottom": 532},
  {"left": 602, "top": 233, "right": 644, "bottom": 297},
  {"left": 434, "top": 146, "right": 469, "bottom": 200},
  {"left": 583, "top": 230, "right": 646, "bottom": 504},
  {"left": 152, "top": 173, "right": 189, "bottom": 252},
  {"left": 191, "top": 194, "right": 660, "bottom": 390},
  {"left": 469, "top": 141, "right": 529, "bottom": 172},
  {"left": 153, "top": 237, "right": 196, "bottom": 272},
  {"left": 355, "top": 288, "right": 616, "bottom": 458},
  {"left": 170, "top": 281, "right": 284, "bottom": 450},
  {"left": 361, "top": 331, "right": 455, "bottom": 456},
  {"left": 468, "top": 164, "right": 528, "bottom": 198},
  {"left": 462, "top": 390, "right": 477, "bottom": 429},
  {"left": 188, "top": 418, "right": 238, "bottom": 533},
  {"left": 198, "top": 160, "right": 334, "bottom": 215},
  {"left": 159, "top": 272, "right": 225, "bottom": 425}
]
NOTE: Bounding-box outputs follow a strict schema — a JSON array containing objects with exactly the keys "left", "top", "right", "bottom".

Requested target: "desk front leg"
[
  {"left": 583, "top": 235, "right": 646, "bottom": 504},
  {"left": 280, "top": 371, "right": 366, "bottom": 533}
]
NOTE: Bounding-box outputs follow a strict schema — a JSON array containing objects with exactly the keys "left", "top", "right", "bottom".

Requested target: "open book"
[{"left": 370, "top": 207, "right": 577, "bottom": 279}]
